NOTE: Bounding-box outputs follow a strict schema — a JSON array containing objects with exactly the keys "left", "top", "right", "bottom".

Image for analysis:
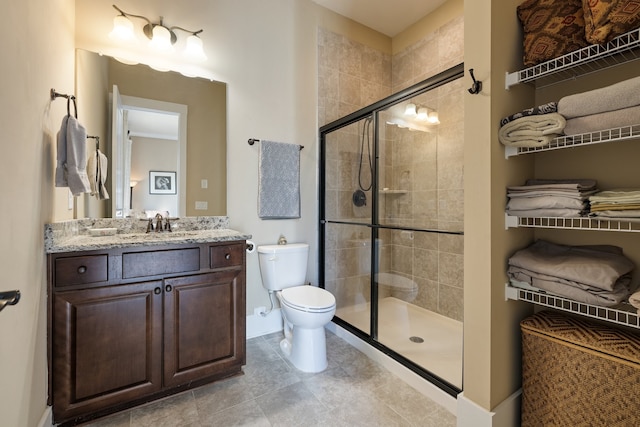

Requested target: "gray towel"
[
  {"left": 258, "top": 140, "right": 301, "bottom": 219},
  {"left": 558, "top": 76, "right": 640, "bottom": 119},
  {"left": 508, "top": 240, "right": 635, "bottom": 292},
  {"left": 563, "top": 105, "right": 640, "bottom": 135},
  {"left": 55, "top": 115, "right": 91, "bottom": 196}
]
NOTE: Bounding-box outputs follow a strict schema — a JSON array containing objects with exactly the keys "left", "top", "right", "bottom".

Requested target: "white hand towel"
[
  {"left": 65, "top": 116, "right": 91, "bottom": 196},
  {"left": 87, "top": 148, "right": 110, "bottom": 200},
  {"left": 55, "top": 116, "right": 69, "bottom": 187}
]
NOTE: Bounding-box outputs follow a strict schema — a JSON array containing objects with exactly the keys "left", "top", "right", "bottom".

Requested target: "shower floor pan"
[{"left": 335, "top": 297, "right": 462, "bottom": 388}]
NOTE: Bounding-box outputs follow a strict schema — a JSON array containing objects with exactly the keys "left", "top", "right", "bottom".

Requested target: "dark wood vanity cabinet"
[{"left": 48, "top": 241, "right": 246, "bottom": 425}]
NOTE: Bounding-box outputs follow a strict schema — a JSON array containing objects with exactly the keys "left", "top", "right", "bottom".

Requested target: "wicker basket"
[{"left": 521, "top": 310, "right": 640, "bottom": 427}]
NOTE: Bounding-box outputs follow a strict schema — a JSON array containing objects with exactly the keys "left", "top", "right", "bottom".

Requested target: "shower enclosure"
[{"left": 319, "top": 64, "right": 464, "bottom": 395}]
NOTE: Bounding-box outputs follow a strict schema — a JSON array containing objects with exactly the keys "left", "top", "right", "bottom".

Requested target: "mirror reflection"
[{"left": 75, "top": 49, "right": 227, "bottom": 219}]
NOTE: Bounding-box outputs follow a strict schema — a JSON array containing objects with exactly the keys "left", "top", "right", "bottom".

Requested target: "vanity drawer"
[
  {"left": 210, "top": 244, "right": 244, "bottom": 269},
  {"left": 55, "top": 255, "right": 108, "bottom": 287},
  {"left": 122, "top": 248, "right": 200, "bottom": 279}
]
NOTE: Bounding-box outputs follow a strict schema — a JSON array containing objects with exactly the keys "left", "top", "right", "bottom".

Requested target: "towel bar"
[{"left": 248, "top": 138, "right": 304, "bottom": 150}]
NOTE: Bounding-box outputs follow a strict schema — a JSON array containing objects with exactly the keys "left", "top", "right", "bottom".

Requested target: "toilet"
[{"left": 257, "top": 243, "right": 336, "bottom": 373}]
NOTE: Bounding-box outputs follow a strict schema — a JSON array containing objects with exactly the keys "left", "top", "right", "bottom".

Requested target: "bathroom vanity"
[{"left": 45, "top": 218, "right": 249, "bottom": 425}]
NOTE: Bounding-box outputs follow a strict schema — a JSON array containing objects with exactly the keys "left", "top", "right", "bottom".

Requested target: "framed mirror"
[{"left": 75, "top": 49, "right": 227, "bottom": 218}]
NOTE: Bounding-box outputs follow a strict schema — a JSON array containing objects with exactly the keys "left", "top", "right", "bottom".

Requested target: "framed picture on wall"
[{"left": 149, "top": 171, "right": 177, "bottom": 195}]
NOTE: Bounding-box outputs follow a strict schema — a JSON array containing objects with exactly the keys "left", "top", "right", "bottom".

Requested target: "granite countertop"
[{"left": 45, "top": 217, "right": 252, "bottom": 253}]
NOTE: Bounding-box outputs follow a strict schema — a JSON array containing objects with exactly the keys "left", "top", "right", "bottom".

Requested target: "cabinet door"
[
  {"left": 52, "top": 281, "right": 163, "bottom": 423},
  {"left": 163, "top": 269, "right": 246, "bottom": 387}
]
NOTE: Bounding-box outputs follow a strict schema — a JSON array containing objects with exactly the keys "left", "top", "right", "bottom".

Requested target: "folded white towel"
[
  {"left": 629, "top": 291, "right": 640, "bottom": 313},
  {"left": 590, "top": 189, "right": 640, "bottom": 203},
  {"left": 498, "top": 113, "right": 566, "bottom": 148},
  {"left": 558, "top": 76, "right": 640, "bottom": 119}
]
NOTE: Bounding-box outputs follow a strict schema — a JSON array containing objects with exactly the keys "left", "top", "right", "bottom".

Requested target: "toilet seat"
[{"left": 280, "top": 286, "right": 336, "bottom": 313}]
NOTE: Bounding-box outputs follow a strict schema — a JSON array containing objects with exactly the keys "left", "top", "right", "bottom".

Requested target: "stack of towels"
[
  {"left": 508, "top": 240, "right": 635, "bottom": 307},
  {"left": 506, "top": 178, "right": 598, "bottom": 218},
  {"left": 558, "top": 76, "right": 640, "bottom": 136},
  {"left": 588, "top": 189, "right": 640, "bottom": 220},
  {"left": 498, "top": 102, "right": 566, "bottom": 147}
]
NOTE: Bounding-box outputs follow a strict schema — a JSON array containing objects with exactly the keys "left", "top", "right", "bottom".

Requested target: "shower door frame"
[{"left": 319, "top": 63, "right": 465, "bottom": 397}]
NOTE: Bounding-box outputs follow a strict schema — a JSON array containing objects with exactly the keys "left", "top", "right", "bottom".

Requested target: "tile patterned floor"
[{"left": 79, "top": 330, "right": 457, "bottom": 427}]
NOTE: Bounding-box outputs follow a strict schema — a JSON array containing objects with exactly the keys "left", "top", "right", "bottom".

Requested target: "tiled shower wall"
[{"left": 318, "top": 15, "right": 464, "bottom": 321}]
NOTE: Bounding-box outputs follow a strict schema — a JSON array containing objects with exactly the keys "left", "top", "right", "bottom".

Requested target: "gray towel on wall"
[
  {"left": 55, "top": 114, "right": 91, "bottom": 196},
  {"left": 258, "top": 140, "right": 301, "bottom": 219}
]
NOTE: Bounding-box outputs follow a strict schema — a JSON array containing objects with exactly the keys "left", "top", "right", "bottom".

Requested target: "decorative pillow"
[
  {"left": 517, "top": 0, "right": 589, "bottom": 67},
  {"left": 582, "top": 0, "right": 640, "bottom": 44}
]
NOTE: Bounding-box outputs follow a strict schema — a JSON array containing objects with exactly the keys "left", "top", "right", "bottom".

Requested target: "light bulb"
[
  {"left": 427, "top": 111, "right": 440, "bottom": 124},
  {"left": 109, "top": 15, "right": 135, "bottom": 41},
  {"left": 149, "top": 25, "right": 174, "bottom": 52},
  {"left": 184, "top": 34, "right": 207, "bottom": 61},
  {"left": 417, "top": 107, "right": 429, "bottom": 121},
  {"left": 404, "top": 103, "right": 417, "bottom": 117}
]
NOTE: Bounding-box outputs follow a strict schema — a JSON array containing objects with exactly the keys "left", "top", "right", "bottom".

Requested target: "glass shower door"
[
  {"left": 373, "top": 81, "right": 464, "bottom": 390},
  {"left": 320, "top": 64, "right": 465, "bottom": 395},
  {"left": 322, "top": 116, "right": 375, "bottom": 335}
]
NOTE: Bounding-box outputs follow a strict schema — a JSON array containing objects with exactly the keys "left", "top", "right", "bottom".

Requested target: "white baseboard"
[
  {"left": 326, "top": 322, "right": 458, "bottom": 414},
  {"left": 246, "top": 308, "right": 283, "bottom": 339},
  {"left": 38, "top": 406, "right": 52, "bottom": 427},
  {"left": 457, "top": 389, "right": 521, "bottom": 427}
]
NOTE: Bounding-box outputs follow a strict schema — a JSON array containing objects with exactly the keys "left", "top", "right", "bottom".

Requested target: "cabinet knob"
[
  {"left": 165, "top": 285, "right": 172, "bottom": 292},
  {"left": 225, "top": 253, "right": 231, "bottom": 260},
  {"left": 77, "top": 266, "right": 87, "bottom": 274},
  {"left": 154, "top": 287, "right": 161, "bottom": 295}
]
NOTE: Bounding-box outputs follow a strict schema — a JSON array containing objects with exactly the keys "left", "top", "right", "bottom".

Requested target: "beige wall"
[
  {"left": 0, "top": 0, "right": 75, "bottom": 425},
  {"left": 463, "top": 0, "right": 536, "bottom": 412}
]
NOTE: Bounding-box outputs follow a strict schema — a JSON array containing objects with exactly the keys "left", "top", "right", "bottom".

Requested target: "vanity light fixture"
[
  {"left": 404, "top": 103, "right": 417, "bottom": 117},
  {"left": 405, "top": 104, "right": 440, "bottom": 125},
  {"left": 109, "top": 4, "right": 207, "bottom": 60}
]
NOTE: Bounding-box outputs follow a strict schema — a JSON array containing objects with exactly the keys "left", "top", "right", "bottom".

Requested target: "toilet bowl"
[{"left": 258, "top": 243, "right": 336, "bottom": 373}]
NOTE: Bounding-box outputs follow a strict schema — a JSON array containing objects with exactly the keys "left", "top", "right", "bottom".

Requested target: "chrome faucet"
[{"left": 155, "top": 213, "right": 163, "bottom": 232}]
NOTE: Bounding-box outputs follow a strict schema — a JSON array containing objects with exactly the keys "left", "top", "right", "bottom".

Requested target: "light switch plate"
[
  {"left": 201, "top": 179, "right": 208, "bottom": 189},
  {"left": 195, "top": 201, "right": 208, "bottom": 210}
]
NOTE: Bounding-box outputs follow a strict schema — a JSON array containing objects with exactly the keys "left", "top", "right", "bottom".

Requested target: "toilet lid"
[{"left": 281, "top": 286, "right": 336, "bottom": 312}]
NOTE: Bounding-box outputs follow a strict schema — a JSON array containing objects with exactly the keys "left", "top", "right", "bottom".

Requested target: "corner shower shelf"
[
  {"left": 505, "top": 284, "right": 639, "bottom": 330},
  {"left": 505, "top": 213, "right": 640, "bottom": 233},
  {"left": 380, "top": 189, "right": 407, "bottom": 194},
  {"left": 504, "top": 124, "right": 640, "bottom": 158},
  {"left": 505, "top": 28, "right": 640, "bottom": 89}
]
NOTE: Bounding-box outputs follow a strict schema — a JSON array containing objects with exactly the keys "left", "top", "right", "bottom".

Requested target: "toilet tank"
[{"left": 257, "top": 243, "right": 309, "bottom": 290}]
